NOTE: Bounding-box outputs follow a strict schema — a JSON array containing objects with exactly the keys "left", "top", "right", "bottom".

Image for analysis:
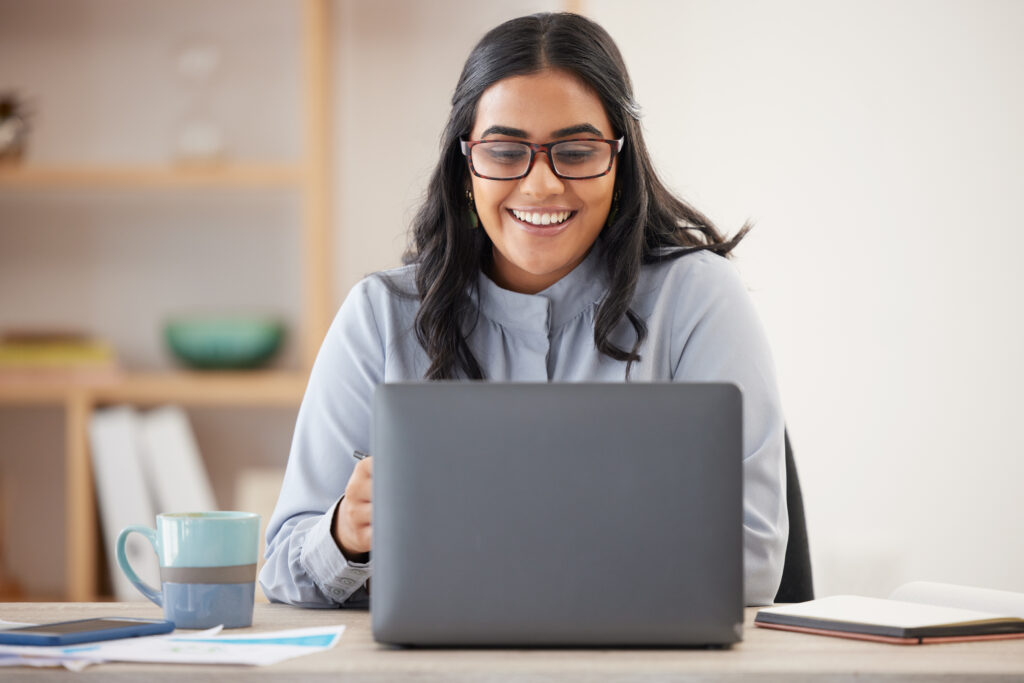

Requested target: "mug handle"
[{"left": 115, "top": 525, "right": 163, "bottom": 606}]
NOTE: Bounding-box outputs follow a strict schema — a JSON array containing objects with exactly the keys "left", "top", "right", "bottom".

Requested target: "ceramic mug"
[{"left": 116, "top": 511, "right": 260, "bottom": 629}]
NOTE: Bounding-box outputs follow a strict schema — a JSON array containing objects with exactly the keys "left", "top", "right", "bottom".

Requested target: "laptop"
[{"left": 370, "top": 382, "right": 744, "bottom": 647}]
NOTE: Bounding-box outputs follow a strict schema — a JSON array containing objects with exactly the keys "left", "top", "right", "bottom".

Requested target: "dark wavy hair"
[{"left": 386, "top": 12, "right": 750, "bottom": 380}]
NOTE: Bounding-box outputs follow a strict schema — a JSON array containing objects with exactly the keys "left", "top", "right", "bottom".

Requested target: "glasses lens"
[
  {"left": 551, "top": 140, "right": 611, "bottom": 179},
  {"left": 470, "top": 142, "right": 531, "bottom": 179}
]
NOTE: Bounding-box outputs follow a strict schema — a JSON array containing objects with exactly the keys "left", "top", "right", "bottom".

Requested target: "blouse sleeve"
[
  {"left": 669, "top": 253, "right": 789, "bottom": 606},
  {"left": 258, "top": 278, "right": 384, "bottom": 608}
]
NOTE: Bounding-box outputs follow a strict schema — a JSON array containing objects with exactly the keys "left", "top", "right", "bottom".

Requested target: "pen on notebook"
[{"left": 353, "top": 449, "right": 371, "bottom": 460}]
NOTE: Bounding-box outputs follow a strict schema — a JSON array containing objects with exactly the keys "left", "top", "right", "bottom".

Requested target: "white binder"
[
  {"left": 137, "top": 405, "right": 217, "bottom": 515},
  {"left": 88, "top": 407, "right": 158, "bottom": 601}
]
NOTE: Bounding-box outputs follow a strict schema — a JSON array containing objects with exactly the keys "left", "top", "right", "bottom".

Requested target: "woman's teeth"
[{"left": 511, "top": 209, "right": 572, "bottom": 226}]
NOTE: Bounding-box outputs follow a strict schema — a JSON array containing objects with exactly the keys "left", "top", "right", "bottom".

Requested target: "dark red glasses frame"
[{"left": 460, "top": 137, "right": 625, "bottom": 180}]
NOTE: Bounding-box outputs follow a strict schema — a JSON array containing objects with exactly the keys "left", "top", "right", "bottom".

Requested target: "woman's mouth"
[{"left": 507, "top": 208, "right": 577, "bottom": 235}]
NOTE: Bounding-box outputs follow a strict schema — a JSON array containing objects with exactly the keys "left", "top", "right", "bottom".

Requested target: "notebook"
[
  {"left": 370, "top": 382, "right": 744, "bottom": 647},
  {"left": 755, "top": 581, "right": 1024, "bottom": 644}
]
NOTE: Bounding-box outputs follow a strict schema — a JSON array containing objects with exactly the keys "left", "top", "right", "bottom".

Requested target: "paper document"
[
  {"left": 0, "top": 619, "right": 33, "bottom": 630},
  {"left": 0, "top": 623, "right": 345, "bottom": 670},
  {"left": 72, "top": 625, "right": 346, "bottom": 666}
]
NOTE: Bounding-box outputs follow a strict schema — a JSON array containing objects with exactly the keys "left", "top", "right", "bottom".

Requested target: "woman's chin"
[
  {"left": 488, "top": 250, "right": 578, "bottom": 292},
  {"left": 504, "top": 251, "right": 570, "bottom": 277}
]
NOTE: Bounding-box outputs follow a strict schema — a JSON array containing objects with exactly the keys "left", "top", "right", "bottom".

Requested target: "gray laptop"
[{"left": 370, "top": 382, "right": 743, "bottom": 647}]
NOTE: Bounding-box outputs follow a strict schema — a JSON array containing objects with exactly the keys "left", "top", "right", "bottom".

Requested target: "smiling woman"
[
  {"left": 260, "top": 12, "right": 789, "bottom": 612},
  {"left": 466, "top": 69, "right": 619, "bottom": 294}
]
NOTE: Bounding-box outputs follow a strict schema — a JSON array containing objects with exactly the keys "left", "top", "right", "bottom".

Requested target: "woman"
[{"left": 260, "top": 12, "right": 787, "bottom": 609}]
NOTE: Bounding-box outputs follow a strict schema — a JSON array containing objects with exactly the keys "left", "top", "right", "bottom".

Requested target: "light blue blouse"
[{"left": 260, "top": 245, "right": 788, "bottom": 608}]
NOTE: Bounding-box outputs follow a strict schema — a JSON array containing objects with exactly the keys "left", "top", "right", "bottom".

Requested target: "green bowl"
[{"left": 164, "top": 317, "right": 285, "bottom": 370}]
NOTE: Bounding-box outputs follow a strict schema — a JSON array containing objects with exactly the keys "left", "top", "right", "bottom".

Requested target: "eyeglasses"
[{"left": 460, "top": 137, "right": 625, "bottom": 180}]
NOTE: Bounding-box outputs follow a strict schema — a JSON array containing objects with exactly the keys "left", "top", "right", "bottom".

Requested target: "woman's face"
[{"left": 469, "top": 68, "right": 617, "bottom": 294}]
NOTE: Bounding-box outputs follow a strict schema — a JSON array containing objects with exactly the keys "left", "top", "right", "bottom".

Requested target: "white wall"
[
  {"left": 332, "top": 0, "right": 1024, "bottom": 597},
  {"left": 587, "top": 0, "right": 1024, "bottom": 596},
  {"left": 330, "top": 0, "right": 1024, "bottom": 597}
]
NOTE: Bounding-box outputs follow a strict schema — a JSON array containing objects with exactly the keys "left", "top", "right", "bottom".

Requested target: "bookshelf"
[
  {"left": 0, "top": 0, "right": 332, "bottom": 601},
  {"left": 0, "top": 372, "right": 308, "bottom": 407},
  {"left": 0, "top": 164, "right": 304, "bottom": 189}
]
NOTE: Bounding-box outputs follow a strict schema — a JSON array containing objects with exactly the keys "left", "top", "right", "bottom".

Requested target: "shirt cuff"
[{"left": 298, "top": 496, "right": 372, "bottom": 605}]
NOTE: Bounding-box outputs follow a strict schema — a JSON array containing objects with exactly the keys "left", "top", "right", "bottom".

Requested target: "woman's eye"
[
  {"left": 553, "top": 145, "right": 598, "bottom": 165},
  {"left": 482, "top": 145, "right": 528, "bottom": 164}
]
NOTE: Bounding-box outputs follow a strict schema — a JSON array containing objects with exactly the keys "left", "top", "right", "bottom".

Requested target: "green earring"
[
  {"left": 466, "top": 189, "right": 479, "bottom": 229},
  {"left": 606, "top": 189, "right": 620, "bottom": 227}
]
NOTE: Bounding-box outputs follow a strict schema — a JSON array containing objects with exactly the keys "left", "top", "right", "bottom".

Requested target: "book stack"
[
  {"left": 89, "top": 405, "right": 218, "bottom": 601},
  {"left": 0, "top": 330, "right": 118, "bottom": 383}
]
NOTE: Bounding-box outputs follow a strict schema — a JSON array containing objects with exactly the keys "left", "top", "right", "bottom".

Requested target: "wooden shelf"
[
  {"left": 0, "top": 163, "right": 305, "bottom": 189},
  {"left": 0, "top": 368, "right": 309, "bottom": 602},
  {"left": 0, "top": 370, "right": 308, "bottom": 406},
  {"left": 0, "top": 0, "right": 332, "bottom": 602},
  {"left": 99, "top": 370, "right": 308, "bottom": 405}
]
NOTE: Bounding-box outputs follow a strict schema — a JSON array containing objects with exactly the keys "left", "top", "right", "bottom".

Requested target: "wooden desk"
[{"left": 3, "top": 602, "right": 1023, "bottom": 681}]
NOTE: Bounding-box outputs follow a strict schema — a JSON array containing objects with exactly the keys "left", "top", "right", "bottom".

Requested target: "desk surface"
[{"left": 3, "top": 602, "right": 1023, "bottom": 681}]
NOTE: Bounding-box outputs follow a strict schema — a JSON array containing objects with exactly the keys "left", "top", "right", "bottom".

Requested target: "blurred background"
[{"left": 0, "top": 0, "right": 1021, "bottom": 602}]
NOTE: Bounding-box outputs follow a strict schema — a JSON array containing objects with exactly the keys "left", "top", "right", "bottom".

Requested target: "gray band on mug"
[{"left": 160, "top": 563, "right": 257, "bottom": 584}]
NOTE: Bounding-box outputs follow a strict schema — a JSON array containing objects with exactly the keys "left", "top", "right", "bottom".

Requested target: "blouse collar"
[{"left": 472, "top": 244, "right": 608, "bottom": 334}]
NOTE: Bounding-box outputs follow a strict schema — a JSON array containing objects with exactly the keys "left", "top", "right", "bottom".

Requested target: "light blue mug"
[{"left": 116, "top": 511, "right": 260, "bottom": 629}]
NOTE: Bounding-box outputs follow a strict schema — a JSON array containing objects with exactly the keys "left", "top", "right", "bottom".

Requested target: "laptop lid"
[{"left": 371, "top": 382, "right": 743, "bottom": 647}]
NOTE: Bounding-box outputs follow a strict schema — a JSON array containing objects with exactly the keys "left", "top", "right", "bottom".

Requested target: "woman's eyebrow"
[
  {"left": 551, "top": 123, "right": 603, "bottom": 138},
  {"left": 477, "top": 123, "right": 604, "bottom": 139},
  {"left": 479, "top": 125, "right": 528, "bottom": 138}
]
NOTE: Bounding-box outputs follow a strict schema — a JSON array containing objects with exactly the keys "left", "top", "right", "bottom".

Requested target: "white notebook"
[{"left": 756, "top": 581, "right": 1024, "bottom": 644}]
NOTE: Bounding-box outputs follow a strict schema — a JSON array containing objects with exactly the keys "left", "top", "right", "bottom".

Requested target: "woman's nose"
[{"left": 519, "top": 153, "right": 565, "bottom": 198}]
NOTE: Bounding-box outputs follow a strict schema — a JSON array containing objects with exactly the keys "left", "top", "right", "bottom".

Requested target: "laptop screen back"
[{"left": 371, "top": 382, "right": 743, "bottom": 646}]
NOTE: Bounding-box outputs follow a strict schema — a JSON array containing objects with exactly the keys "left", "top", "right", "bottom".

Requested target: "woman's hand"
[{"left": 333, "top": 456, "right": 372, "bottom": 560}]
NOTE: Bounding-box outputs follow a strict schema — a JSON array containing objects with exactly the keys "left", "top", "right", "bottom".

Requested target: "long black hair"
[{"left": 387, "top": 12, "right": 750, "bottom": 380}]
